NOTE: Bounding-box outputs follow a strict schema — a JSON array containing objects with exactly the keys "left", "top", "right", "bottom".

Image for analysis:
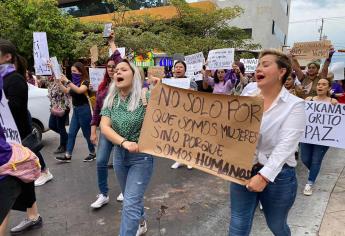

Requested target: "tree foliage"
[
  {"left": 108, "top": 0, "right": 261, "bottom": 56},
  {"left": 0, "top": 0, "right": 104, "bottom": 66}
]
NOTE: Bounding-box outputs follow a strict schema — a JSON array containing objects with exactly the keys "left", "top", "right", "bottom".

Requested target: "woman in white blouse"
[{"left": 229, "top": 49, "right": 306, "bottom": 236}]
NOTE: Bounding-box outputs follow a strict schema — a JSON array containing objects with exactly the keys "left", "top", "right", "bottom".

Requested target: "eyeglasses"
[{"left": 107, "top": 65, "right": 116, "bottom": 69}]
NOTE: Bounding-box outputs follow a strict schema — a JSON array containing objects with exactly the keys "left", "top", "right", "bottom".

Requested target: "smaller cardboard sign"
[
  {"left": 207, "top": 48, "right": 235, "bottom": 70},
  {"left": 0, "top": 92, "right": 21, "bottom": 144},
  {"left": 291, "top": 40, "right": 331, "bottom": 60},
  {"left": 90, "top": 45, "right": 99, "bottom": 64},
  {"left": 162, "top": 78, "right": 190, "bottom": 89},
  {"left": 148, "top": 66, "right": 165, "bottom": 79},
  {"left": 301, "top": 101, "right": 345, "bottom": 149},
  {"left": 50, "top": 57, "right": 62, "bottom": 79},
  {"left": 89, "top": 68, "right": 106, "bottom": 91},
  {"left": 185, "top": 52, "right": 205, "bottom": 82},
  {"left": 240, "top": 58, "right": 259, "bottom": 73},
  {"left": 103, "top": 23, "right": 112, "bottom": 38},
  {"left": 33, "top": 32, "right": 52, "bottom": 76}
]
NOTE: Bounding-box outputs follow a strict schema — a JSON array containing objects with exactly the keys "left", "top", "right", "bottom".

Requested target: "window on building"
[
  {"left": 242, "top": 28, "right": 252, "bottom": 39},
  {"left": 272, "top": 20, "right": 286, "bottom": 44}
]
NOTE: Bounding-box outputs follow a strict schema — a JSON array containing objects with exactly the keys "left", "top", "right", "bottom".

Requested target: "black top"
[
  {"left": 3, "top": 72, "right": 31, "bottom": 139},
  {"left": 69, "top": 80, "right": 90, "bottom": 107}
]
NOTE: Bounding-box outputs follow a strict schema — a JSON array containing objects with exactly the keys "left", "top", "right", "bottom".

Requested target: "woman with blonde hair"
[{"left": 100, "top": 59, "right": 154, "bottom": 236}]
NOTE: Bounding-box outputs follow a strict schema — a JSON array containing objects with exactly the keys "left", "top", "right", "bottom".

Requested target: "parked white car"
[{"left": 28, "top": 84, "right": 50, "bottom": 140}]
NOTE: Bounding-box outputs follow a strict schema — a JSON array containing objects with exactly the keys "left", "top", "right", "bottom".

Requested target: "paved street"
[{"left": 6, "top": 130, "right": 345, "bottom": 236}]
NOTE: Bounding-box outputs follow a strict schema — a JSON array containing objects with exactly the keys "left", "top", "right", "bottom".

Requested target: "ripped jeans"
[{"left": 113, "top": 146, "right": 154, "bottom": 236}]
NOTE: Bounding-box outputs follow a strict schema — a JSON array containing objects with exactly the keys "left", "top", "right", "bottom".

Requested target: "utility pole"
[{"left": 319, "top": 18, "right": 324, "bottom": 41}]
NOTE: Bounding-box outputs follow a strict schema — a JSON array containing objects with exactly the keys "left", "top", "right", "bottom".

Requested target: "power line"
[{"left": 290, "top": 16, "right": 345, "bottom": 24}]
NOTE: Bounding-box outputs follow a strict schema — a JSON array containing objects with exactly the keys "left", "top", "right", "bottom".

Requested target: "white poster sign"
[
  {"left": 89, "top": 68, "right": 106, "bottom": 91},
  {"left": 185, "top": 52, "right": 204, "bottom": 81},
  {"left": 301, "top": 101, "right": 345, "bottom": 149},
  {"left": 162, "top": 78, "right": 191, "bottom": 89},
  {"left": 207, "top": 48, "right": 235, "bottom": 70},
  {"left": 330, "top": 62, "right": 345, "bottom": 81},
  {"left": 50, "top": 57, "right": 62, "bottom": 79},
  {"left": 240, "top": 58, "right": 259, "bottom": 73},
  {"left": 33, "top": 32, "right": 51, "bottom": 75},
  {"left": 0, "top": 92, "right": 21, "bottom": 144}
]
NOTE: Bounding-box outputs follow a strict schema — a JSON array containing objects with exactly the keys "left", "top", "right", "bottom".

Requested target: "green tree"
[
  {"left": 108, "top": 0, "right": 260, "bottom": 57},
  {"left": 0, "top": 0, "right": 104, "bottom": 66}
]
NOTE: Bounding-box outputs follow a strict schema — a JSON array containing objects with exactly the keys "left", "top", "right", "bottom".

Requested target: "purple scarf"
[
  {"left": 0, "top": 64, "right": 16, "bottom": 100},
  {"left": 72, "top": 73, "right": 82, "bottom": 87}
]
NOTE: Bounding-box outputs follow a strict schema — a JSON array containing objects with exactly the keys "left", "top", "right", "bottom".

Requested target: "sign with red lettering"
[{"left": 139, "top": 84, "right": 264, "bottom": 185}]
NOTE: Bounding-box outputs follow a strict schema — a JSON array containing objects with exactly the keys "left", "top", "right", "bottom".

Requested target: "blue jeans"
[
  {"left": 229, "top": 165, "right": 297, "bottom": 236},
  {"left": 113, "top": 146, "right": 154, "bottom": 236},
  {"left": 300, "top": 143, "right": 329, "bottom": 184},
  {"left": 66, "top": 104, "right": 95, "bottom": 155},
  {"left": 49, "top": 111, "right": 69, "bottom": 147},
  {"left": 96, "top": 134, "right": 113, "bottom": 196}
]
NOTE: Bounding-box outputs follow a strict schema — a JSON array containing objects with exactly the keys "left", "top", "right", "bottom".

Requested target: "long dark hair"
[
  {"left": 0, "top": 39, "right": 27, "bottom": 78},
  {"left": 72, "top": 62, "right": 89, "bottom": 83},
  {"left": 214, "top": 69, "right": 227, "bottom": 84}
]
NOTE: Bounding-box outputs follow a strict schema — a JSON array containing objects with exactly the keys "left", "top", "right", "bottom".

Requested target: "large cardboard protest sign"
[
  {"left": 0, "top": 92, "right": 21, "bottom": 144},
  {"left": 89, "top": 68, "right": 106, "bottom": 91},
  {"left": 139, "top": 84, "right": 264, "bottom": 185},
  {"left": 148, "top": 66, "right": 165, "bottom": 79},
  {"left": 207, "top": 48, "right": 235, "bottom": 70},
  {"left": 240, "top": 58, "right": 259, "bottom": 73},
  {"left": 301, "top": 101, "right": 345, "bottom": 149},
  {"left": 33, "top": 32, "right": 51, "bottom": 75},
  {"left": 185, "top": 52, "right": 205, "bottom": 81},
  {"left": 291, "top": 40, "right": 331, "bottom": 60}
]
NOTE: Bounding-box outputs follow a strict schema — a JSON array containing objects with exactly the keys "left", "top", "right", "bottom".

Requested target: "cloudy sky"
[{"left": 288, "top": 0, "right": 345, "bottom": 51}]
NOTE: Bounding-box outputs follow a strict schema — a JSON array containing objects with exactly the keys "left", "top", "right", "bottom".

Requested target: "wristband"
[{"left": 120, "top": 139, "right": 127, "bottom": 148}]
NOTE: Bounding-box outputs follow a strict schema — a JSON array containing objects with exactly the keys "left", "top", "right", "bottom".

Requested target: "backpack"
[{"left": 0, "top": 143, "right": 41, "bottom": 183}]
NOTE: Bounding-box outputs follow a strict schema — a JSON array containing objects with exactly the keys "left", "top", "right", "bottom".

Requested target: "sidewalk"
[{"left": 319, "top": 165, "right": 345, "bottom": 236}]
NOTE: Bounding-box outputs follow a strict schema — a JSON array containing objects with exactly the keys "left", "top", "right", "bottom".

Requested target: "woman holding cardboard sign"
[
  {"left": 300, "top": 78, "right": 337, "bottom": 196},
  {"left": 100, "top": 59, "right": 158, "bottom": 236},
  {"left": 229, "top": 49, "right": 305, "bottom": 236}
]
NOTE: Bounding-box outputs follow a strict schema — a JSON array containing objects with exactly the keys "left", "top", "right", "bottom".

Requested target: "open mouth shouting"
[
  {"left": 117, "top": 77, "right": 124, "bottom": 83},
  {"left": 256, "top": 74, "right": 265, "bottom": 81}
]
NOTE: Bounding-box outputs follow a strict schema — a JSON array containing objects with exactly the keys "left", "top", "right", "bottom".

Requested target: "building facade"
[{"left": 207, "top": 0, "right": 291, "bottom": 49}]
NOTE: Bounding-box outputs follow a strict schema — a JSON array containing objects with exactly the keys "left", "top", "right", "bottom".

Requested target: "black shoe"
[
  {"left": 84, "top": 153, "right": 96, "bottom": 162},
  {"left": 55, "top": 155, "right": 72, "bottom": 163},
  {"left": 10, "top": 216, "right": 43, "bottom": 235},
  {"left": 53, "top": 146, "right": 66, "bottom": 154}
]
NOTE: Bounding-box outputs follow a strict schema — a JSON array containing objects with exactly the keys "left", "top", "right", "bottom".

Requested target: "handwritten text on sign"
[
  {"left": 139, "top": 84, "right": 263, "bottom": 185},
  {"left": 207, "top": 48, "right": 235, "bottom": 70},
  {"left": 291, "top": 40, "right": 331, "bottom": 61},
  {"left": 89, "top": 68, "right": 106, "bottom": 91},
  {"left": 33, "top": 32, "right": 51, "bottom": 76},
  {"left": 240, "top": 58, "right": 259, "bottom": 73},
  {"left": 301, "top": 101, "right": 345, "bottom": 149},
  {"left": 0, "top": 92, "right": 21, "bottom": 144}
]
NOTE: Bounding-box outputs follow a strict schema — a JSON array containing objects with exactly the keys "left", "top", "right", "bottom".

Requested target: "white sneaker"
[
  {"left": 90, "top": 194, "right": 109, "bottom": 208},
  {"left": 171, "top": 162, "right": 183, "bottom": 169},
  {"left": 187, "top": 165, "right": 193, "bottom": 170},
  {"left": 116, "top": 193, "right": 124, "bottom": 202},
  {"left": 136, "top": 220, "right": 147, "bottom": 236},
  {"left": 34, "top": 169, "right": 53, "bottom": 186},
  {"left": 303, "top": 184, "right": 313, "bottom": 196}
]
